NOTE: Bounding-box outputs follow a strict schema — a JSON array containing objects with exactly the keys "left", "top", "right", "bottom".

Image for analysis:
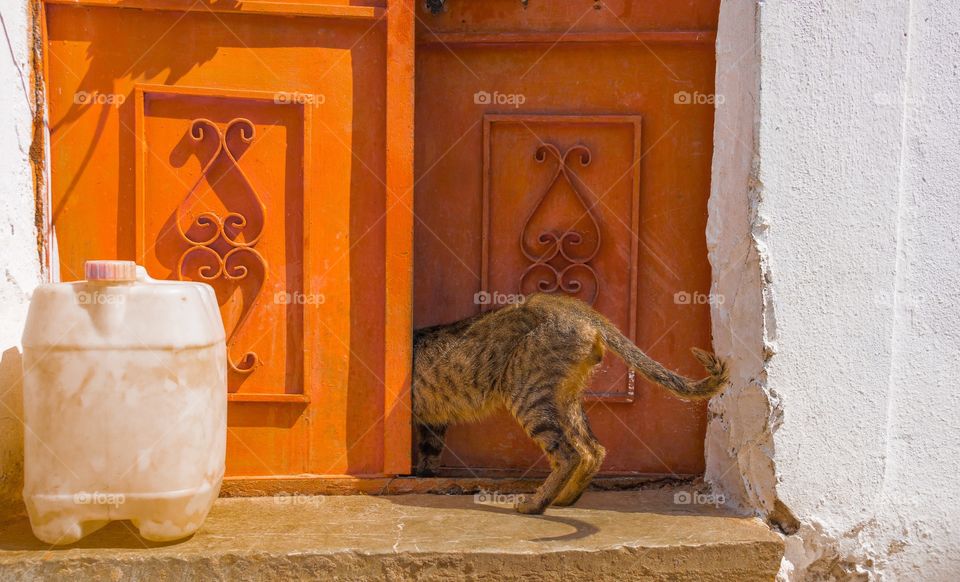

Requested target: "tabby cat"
[{"left": 412, "top": 293, "right": 728, "bottom": 515}]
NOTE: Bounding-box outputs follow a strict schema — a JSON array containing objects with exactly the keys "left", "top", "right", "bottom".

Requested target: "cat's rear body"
[{"left": 412, "top": 293, "right": 728, "bottom": 514}]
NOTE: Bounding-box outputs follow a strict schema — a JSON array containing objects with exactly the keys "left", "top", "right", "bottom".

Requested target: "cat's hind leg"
[
  {"left": 552, "top": 404, "right": 605, "bottom": 507},
  {"left": 503, "top": 321, "right": 599, "bottom": 514},
  {"left": 550, "top": 334, "right": 606, "bottom": 507},
  {"left": 414, "top": 422, "right": 448, "bottom": 477},
  {"left": 508, "top": 395, "right": 582, "bottom": 514}
]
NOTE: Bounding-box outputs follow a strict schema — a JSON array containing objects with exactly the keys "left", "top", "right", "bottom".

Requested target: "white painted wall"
[
  {"left": 709, "top": 0, "right": 960, "bottom": 579},
  {"left": 0, "top": 0, "right": 41, "bottom": 517},
  {"left": 873, "top": 0, "right": 960, "bottom": 577}
]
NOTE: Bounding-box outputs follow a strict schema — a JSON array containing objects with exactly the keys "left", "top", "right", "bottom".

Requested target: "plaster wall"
[
  {"left": 0, "top": 0, "right": 41, "bottom": 517},
  {"left": 708, "top": 0, "right": 960, "bottom": 579},
  {"left": 874, "top": 0, "right": 960, "bottom": 577}
]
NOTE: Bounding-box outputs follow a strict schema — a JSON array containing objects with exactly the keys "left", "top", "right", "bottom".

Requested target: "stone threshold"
[
  {"left": 0, "top": 488, "right": 783, "bottom": 581},
  {"left": 220, "top": 473, "right": 691, "bottom": 497}
]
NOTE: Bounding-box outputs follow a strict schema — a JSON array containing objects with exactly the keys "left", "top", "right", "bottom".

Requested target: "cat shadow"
[
  {"left": 383, "top": 494, "right": 600, "bottom": 543},
  {"left": 382, "top": 483, "right": 738, "bottom": 544}
]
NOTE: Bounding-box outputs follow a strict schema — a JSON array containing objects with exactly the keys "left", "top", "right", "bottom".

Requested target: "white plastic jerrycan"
[{"left": 21, "top": 260, "right": 227, "bottom": 544}]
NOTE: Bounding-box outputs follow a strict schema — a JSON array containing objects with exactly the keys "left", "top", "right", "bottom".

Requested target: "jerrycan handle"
[{"left": 135, "top": 265, "right": 155, "bottom": 282}]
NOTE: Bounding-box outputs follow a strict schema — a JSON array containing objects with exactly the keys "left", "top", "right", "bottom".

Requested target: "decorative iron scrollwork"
[
  {"left": 518, "top": 143, "right": 601, "bottom": 305},
  {"left": 176, "top": 117, "right": 267, "bottom": 374}
]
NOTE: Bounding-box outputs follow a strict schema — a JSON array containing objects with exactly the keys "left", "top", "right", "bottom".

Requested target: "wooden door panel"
[
  {"left": 44, "top": 1, "right": 414, "bottom": 479},
  {"left": 414, "top": 1, "right": 718, "bottom": 475}
]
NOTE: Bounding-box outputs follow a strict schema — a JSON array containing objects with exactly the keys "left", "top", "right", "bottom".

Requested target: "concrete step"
[{"left": 0, "top": 489, "right": 783, "bottom": 581}]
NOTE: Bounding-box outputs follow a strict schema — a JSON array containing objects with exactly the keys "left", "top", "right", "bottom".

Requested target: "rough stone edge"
[{"left": 0, "top": 541, "right": 785, "bottom": 582}]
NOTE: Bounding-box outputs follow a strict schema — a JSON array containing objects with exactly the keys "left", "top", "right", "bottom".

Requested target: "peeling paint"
[{"left": 28, "top": 0, "right": 47, "bottom": 277}]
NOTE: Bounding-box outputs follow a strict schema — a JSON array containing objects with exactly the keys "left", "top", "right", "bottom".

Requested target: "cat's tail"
[{"left": 593, "top": 314, "right": 728, "bottom": 400}]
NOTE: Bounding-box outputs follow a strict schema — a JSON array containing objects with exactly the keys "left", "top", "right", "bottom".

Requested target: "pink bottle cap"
[{"left": 84, "top": 260, "right": 138, "bottom": 282}]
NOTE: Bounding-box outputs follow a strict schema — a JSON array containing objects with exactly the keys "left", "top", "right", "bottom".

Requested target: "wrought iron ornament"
[
  {"left": 519, "top": 143, "right": 601, "bottom": 305},
  {"left": 176, "top": 118, "right": 267, "bottom": 374}
]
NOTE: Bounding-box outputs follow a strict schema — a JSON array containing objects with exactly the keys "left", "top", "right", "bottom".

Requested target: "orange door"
[
  {"left": 43, "top": 0, "right": 414, "bottom": 479},
  {"left": 414, "top": 1, "right": 719, "bottom": 476}
]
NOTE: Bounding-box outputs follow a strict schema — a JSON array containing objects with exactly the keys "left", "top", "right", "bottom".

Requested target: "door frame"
[
  {"left": 382, "top": 0, "right": 415, "bottom": 476},
  {"left": 34, "top": 0, "right": 721, "bottom": 492}
]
